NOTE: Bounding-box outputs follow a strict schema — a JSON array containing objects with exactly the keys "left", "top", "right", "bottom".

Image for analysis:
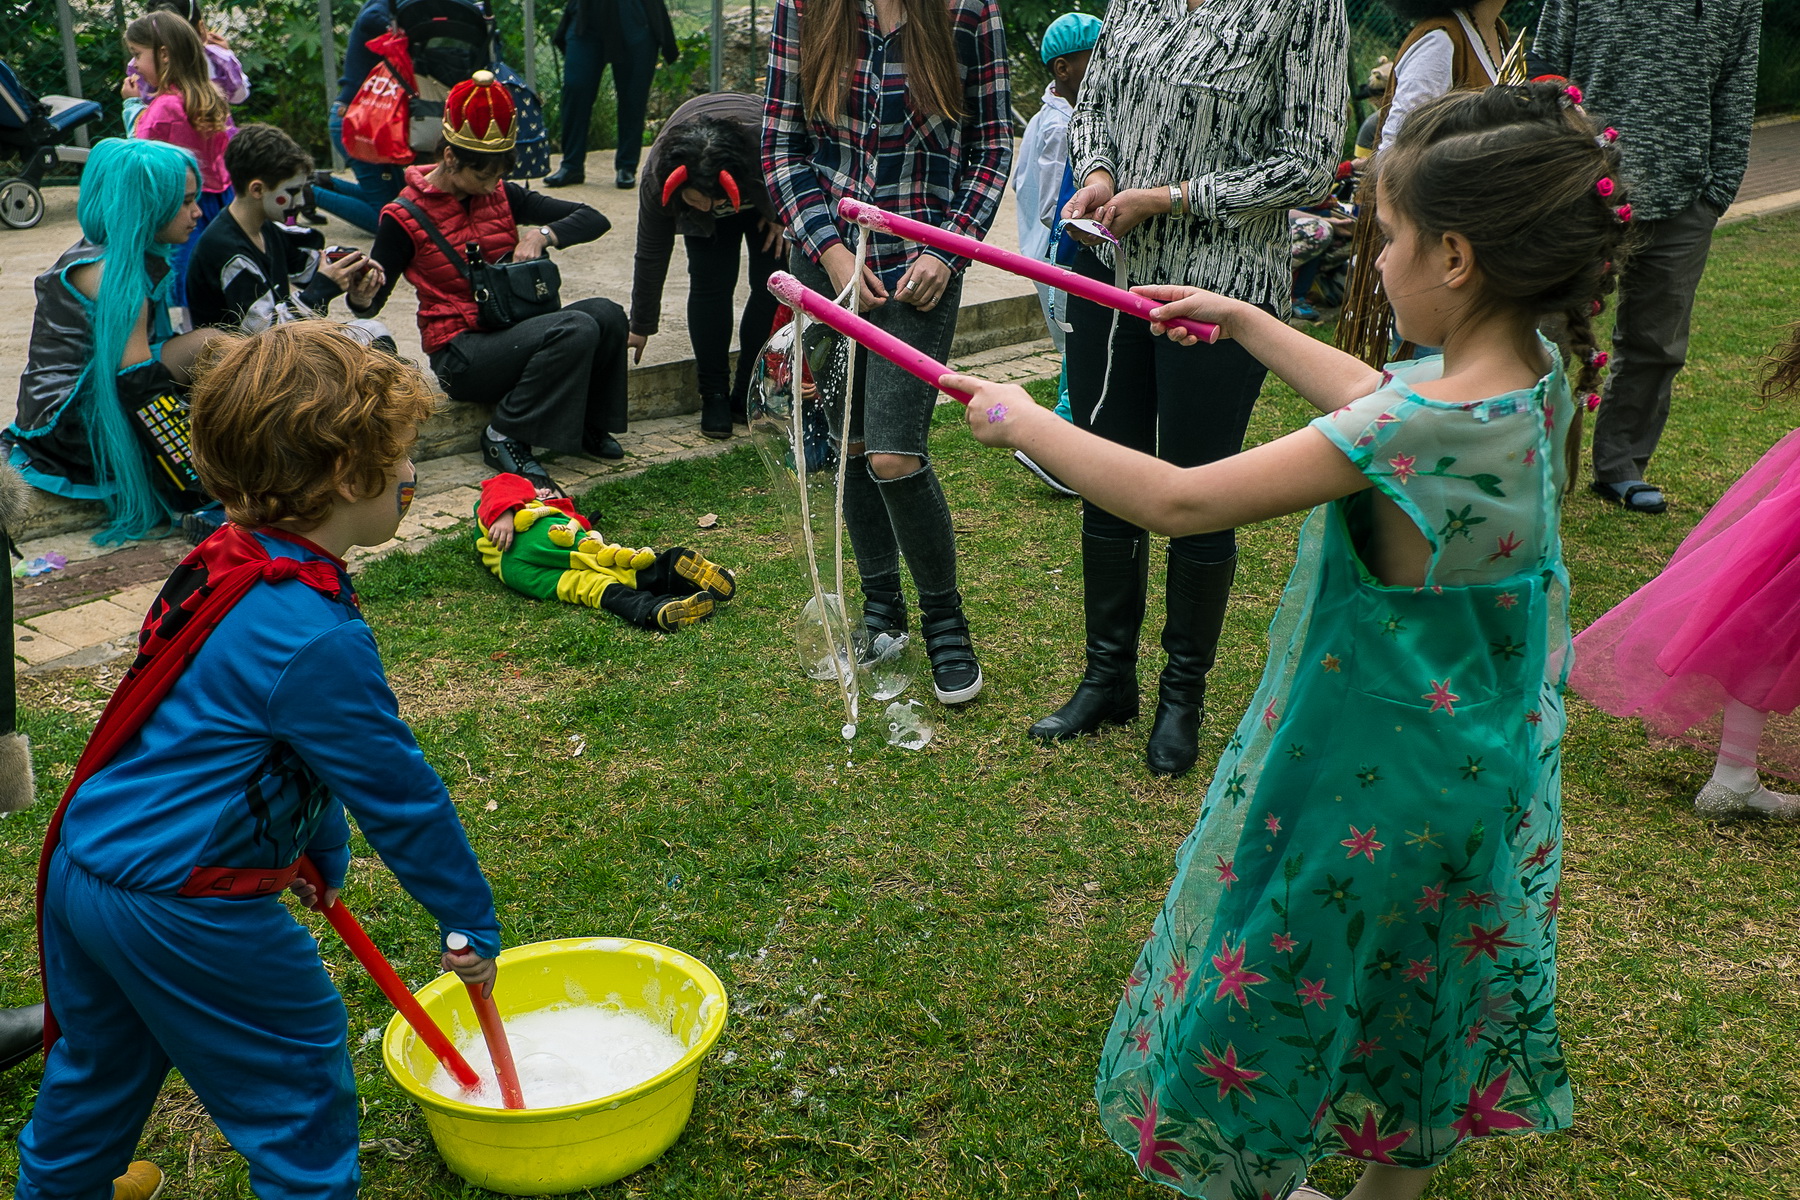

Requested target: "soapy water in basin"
[{"left": 428, "top": 1004, "right": 688, "bottom": 1109}]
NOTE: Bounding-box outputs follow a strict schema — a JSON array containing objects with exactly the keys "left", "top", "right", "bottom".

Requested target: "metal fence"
[{"left": 4, "top": 0, "right": 1792, "bottom": 185}]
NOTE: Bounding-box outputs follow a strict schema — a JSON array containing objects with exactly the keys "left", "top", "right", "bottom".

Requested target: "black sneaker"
[
  {"left": 1013, "top": 450, "right": 1078, "bottom": 497},
  {"left": 860, "top": 590, "right": 908, "bottom": 666},
  {"left": 482, "top": 434, "right": 561, "bottom": 496},
  {"left": 655, "top": 593, "right": 715, "bottom": 630},
  {"left": 919, "top": 594, "right": 983, "bottom": 704},
  {"left": 673, "top": 550, "right": 735, "bottom": 600},
  {"left": 181, "top": 503, "right": 228, "bottom": 545}
]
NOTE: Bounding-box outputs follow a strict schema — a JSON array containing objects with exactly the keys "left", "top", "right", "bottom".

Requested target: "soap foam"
[{"left": 428, "top": 1004, "right": 688, "bottom": 1109}]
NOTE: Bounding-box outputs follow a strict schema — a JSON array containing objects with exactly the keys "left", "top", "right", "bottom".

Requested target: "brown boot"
[{"left": 113, "top": 1161, "right": 165, "bottom": 1200}]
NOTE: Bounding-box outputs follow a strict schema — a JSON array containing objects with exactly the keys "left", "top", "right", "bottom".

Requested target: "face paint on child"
[
  {"left": 262, "top": 173, "right": 308, "bottom": 224},
  {"left": 395, "top": 463, "right": 417, "bottom": 518}
]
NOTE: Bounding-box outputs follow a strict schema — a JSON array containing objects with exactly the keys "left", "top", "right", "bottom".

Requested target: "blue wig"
[{"left": 75, "top": 137, "right": 198, "bottom": 542}]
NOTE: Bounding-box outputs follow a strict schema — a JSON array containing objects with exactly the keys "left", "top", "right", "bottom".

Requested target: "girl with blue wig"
[{"left": 5, "top": 138, "right": 223, "bottom": 542}]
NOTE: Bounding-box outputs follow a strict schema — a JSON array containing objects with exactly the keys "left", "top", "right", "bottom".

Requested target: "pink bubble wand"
[
  {"left": 766, "top": 271, "right": 974, "bottom": 405},
  {"left": 836, "top": 198, "right": 1222, "bottom": 345}
]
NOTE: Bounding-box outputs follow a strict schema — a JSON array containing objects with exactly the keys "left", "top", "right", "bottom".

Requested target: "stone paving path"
[{"left": 10, "top": 338, "right": 1061, "bottom": 673}]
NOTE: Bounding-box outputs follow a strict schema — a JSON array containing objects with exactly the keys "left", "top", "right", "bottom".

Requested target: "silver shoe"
[
  {"left": 1694, "top": 780, "right": 1756, "bottom": 817},
  {"left": 1747, "top": 785, "right": 1800, "bottom": 820}
]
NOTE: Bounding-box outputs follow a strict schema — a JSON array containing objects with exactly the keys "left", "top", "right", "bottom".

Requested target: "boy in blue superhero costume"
[{"left": 17, "top": 322, "right": 499, "bottom": 1200}]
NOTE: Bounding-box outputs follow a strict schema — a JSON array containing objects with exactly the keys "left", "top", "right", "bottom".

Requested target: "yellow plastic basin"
[{"left": 381, "top": 937, "right": 727, "bottom": 1196}]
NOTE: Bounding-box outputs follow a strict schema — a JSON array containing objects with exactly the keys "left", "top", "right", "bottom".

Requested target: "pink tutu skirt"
[{"left": 1571, "top": 428, "right": 1800, "bottom": 779}]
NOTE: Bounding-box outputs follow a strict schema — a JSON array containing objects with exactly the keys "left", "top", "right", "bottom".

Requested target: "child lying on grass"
[{"left": 476, "top": 473, "right": 737, "bottom": 630}]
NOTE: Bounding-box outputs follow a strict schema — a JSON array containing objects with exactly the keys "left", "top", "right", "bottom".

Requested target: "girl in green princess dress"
[{"left": 948, "top": 83, "right": 1630, "bottom": 1200}]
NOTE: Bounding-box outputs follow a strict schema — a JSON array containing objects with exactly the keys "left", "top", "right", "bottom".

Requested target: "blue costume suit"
[{"left": 16, "top": 533, "right": 500, "bottom": 1200}]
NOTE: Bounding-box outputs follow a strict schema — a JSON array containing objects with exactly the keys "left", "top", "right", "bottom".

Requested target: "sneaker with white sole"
[{"left": 919, "top": 593, "right": 983, "bottom": 705}]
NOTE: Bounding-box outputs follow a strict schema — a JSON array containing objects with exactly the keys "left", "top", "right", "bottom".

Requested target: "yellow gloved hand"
[
  {"left": 546, "top": 521, "right": 581, "bottom": 548},
  {"left": 512, "top": 501, "right": 556, "bottom": 533}
]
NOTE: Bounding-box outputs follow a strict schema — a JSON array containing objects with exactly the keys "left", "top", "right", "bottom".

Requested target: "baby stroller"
[{"left": 0, "top": 59, "right": 102, "bottom": 230}]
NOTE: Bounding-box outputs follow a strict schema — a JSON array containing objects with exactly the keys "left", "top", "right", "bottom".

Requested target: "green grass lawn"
[{"left": 4, "top": 211, "right": 1798, "bottom": 1199}]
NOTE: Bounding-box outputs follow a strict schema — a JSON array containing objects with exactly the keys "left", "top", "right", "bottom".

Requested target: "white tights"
[{"left": 1710, "top": 699, "right": 1766, "bottom": 793}]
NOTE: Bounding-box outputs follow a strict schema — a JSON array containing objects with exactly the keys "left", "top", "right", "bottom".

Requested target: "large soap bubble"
[{"left": 748, "top": 276, "right": 925, "bottom": 746}]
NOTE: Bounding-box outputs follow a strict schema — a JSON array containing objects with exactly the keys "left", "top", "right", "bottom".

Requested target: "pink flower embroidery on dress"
[
  {"left": 1333, "top": 1109, "right": 1411, "bottom": 1163},
  {"left": 1495, "top": 592, "right": 1518, "bottom": 610},
  {"left": 1215, "top": 855, "right": 1238, "bottom": 888},
  {"left": 1423, "top": 679, "right": 1461, "bottom": 715},
  {"left": 1388, "top": 453, "right": 1417, "bottom": 483},
  {"left": 1341, "top": 824, "right": 1386, "bottom": 862},
  {"left": 1297, "top": 978, "right": 1335, "bottom": 1009},
  {"left": 1124, "top": 1092, "right": 1187, "bottom": 1180},
  {"left": 1196, "top": 1044, "right": 1265, "bottom": 1101},
  {"left": 1271, "top": 931, "right": 1298, "bottom": 953},
  {"left": 1210, "top": 940, "right": 1268, "bottom": 1009},
  {"left": 1451, "top": 1070, "right": 1537, "bottom": 1137}
]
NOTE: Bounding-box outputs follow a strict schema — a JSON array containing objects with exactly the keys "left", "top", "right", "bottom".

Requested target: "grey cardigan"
[{"left": 1068, "top": 0, "right": 1348, "bottom": 308}]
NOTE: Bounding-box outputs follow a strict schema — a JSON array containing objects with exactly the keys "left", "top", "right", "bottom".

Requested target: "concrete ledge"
[{"left": 15, "top": 293, "right": 1049, "bottom": 543}]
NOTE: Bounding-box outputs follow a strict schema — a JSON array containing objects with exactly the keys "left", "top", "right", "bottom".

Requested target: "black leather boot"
[
  {"left": 700, "top": 392, "right": 733, "bottom": 440},
  {"left": 544, "top": 161, "right": 585, "bottom": 188},
  {"left": 1145, "top": 553, "right": 1237, "bottom": 778},
  {"left": 0, "top": 1003, "right": 44, "bottom": 1072},
  {"left": 1029, "top": 531, "right": 1149, "bottom": 741}
]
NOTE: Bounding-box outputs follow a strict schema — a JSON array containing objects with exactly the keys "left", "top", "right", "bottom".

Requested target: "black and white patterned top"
[{"left": 1068, "top": 0, "right": 1348, "bottom": 308}]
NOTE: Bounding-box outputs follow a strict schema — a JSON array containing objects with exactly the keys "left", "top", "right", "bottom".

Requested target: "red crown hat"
[{"left": 442, "top": 70, "right": 516, "bottom": 153}]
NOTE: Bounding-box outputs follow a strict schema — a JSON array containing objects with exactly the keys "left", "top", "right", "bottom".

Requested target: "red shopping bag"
[{"left": 341, "top": 31, "right": 417, "bottom": 164}]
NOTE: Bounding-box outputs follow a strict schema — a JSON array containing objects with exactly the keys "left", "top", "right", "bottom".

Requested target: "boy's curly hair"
[{"left": 189, "top": 322, "right": 440, "bottom": 530}]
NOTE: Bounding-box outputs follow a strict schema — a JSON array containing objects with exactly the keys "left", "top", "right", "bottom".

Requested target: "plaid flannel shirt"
[{"left": 762, "top": 0, "right": 1013, "bottom": 283}]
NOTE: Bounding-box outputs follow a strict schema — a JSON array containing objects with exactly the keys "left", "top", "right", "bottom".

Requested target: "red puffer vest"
[{"left": 383, "top": 165, "right": 519, "bottom": 355}]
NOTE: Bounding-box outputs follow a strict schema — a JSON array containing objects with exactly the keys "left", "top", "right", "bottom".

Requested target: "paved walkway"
[
  {"left": 10, "top": 338, "right": 1062, "bottom": 673},
  {"left": 1723, "top": 116, "right": 1800, "bottom": 224}
]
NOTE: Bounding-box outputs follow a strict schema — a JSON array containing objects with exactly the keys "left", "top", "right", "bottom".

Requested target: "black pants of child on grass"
[{"left": 600, "top": 547, "right": 716, "bottom": 628}]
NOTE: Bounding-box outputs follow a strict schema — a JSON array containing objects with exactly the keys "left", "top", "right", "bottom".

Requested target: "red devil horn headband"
[{"left": 661, "top": 164, "right": 744, "bottom": 210}]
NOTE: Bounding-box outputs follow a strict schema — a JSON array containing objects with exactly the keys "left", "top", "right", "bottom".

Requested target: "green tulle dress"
[{"left": 1096, "top": 346, "right": 1576, "bottom": 1199}]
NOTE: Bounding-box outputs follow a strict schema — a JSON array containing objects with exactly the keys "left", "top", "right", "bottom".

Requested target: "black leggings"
[
  {"left": 1064, "top": 249, "right": 1270, "bottom": 563},
  {"left": 685, "top": 210, "right": 783, "bottom": 411}
]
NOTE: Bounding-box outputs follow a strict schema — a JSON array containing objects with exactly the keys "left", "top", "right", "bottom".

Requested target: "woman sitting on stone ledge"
[
  {"left": 5, "top": 138, "right": 222, "bottom": 543},
  {"left": 349, "top": 71, "right": 629, "bottom": 501}
]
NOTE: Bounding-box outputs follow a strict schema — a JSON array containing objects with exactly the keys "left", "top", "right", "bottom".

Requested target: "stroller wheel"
[{"left": 0, "top": 178, "right": 43, "bottom": 230}]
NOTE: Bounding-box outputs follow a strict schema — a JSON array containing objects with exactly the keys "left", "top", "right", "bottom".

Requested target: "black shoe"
[
  {"left": 584, "top": 433, "right": 625, "bottom": 460},
  {"left": 0, "top": 1004, "right": 44, "bottom": 1073},
  {"left": 919, "top": 591, "right": 983, "bottom": 705},
  {"left": 860, "top": 589, "right": 908, "bottom": 666},
  {"left": 673, "top": 549, "right": 735, "bottom": 600},
  {"left": 180, "top": 502, "right": 228, "bottom": 546},
  {"left": 482, "top": 433, "right": 562, "bottom": 496},
  {"left": 1145, "top": 553, "right": 1238, "bottom": 778},
  {"left": 615, "top": 167, "right": 636, "bottom": 189},
  {"left": 544, "top": 162, "right": 585, "bottom": 188},
  {"left": 1029, "top": 532, "right": 1148, "bottom": 741},
  {"left": 655, "top": 592, "right": 715, "bottom": 630},
  {"left": 700, "top": 392, "right": 733, "bottom": 440}
]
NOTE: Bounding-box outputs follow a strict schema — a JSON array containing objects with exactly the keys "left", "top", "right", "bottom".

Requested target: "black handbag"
[{"left": 396, "top": 198, "right": 562, "bottom": 330}]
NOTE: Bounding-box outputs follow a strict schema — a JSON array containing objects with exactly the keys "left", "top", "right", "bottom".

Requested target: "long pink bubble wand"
[
  {"left": 767, "top": 271, "right": 974, "bottom": 405},
  {"left": 837, "top": 198, "right": 1221, "bottom": 345}
]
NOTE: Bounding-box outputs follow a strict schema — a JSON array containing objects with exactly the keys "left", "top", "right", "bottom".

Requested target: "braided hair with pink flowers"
[{"left": 1375, "top": 81, "right": 1638, "bottom": 478}]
